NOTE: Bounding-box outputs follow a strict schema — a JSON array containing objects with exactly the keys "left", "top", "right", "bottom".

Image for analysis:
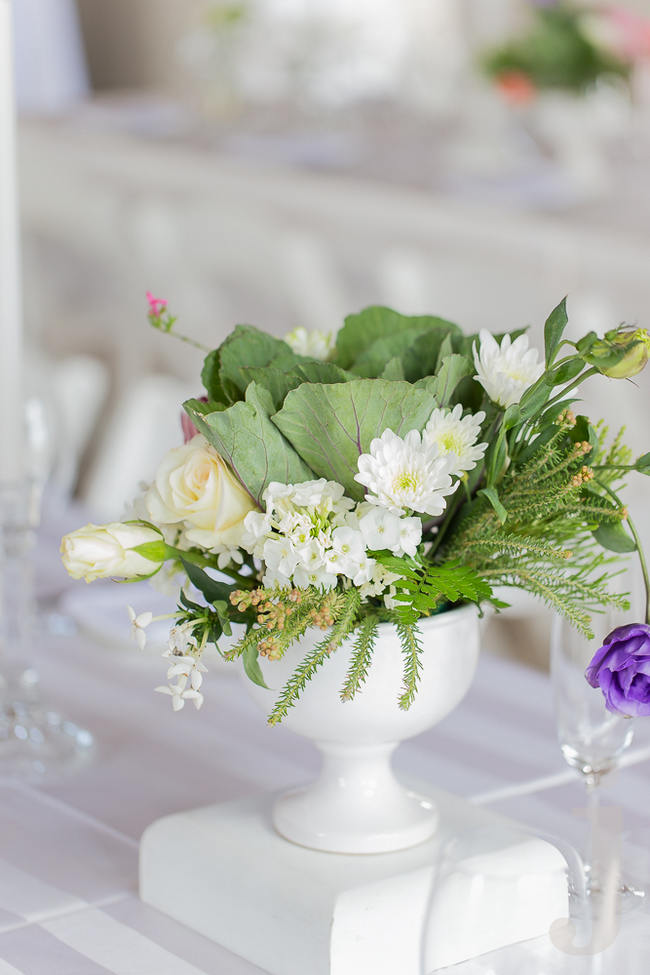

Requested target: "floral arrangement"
[
  {"left": 61, "top": 297, "right": 650, "bottom": 723},
  {"left": 482, "top": 1, "right": 650, "bottom": 103}
]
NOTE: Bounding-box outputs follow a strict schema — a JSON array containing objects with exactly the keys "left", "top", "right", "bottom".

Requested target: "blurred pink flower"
[
  {"left": 608, "top": 9, "right": 650, "bottom": 60},
  {"left": 146, "top": 291, "right": 168, "bottom": 317},
  {"left": 496, "top": 71, "right": 537, "bottom": 104}
]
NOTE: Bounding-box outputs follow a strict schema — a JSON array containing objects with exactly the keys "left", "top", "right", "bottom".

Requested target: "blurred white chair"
[
  {"left": 51, "top": 354, "right": 110, "bottom": 498},
  {"left": 14, "top": 0, "right": 89, "bottom": 115},
  {"left": 81, "top": 374, "right": 195, "bottom": 520}
]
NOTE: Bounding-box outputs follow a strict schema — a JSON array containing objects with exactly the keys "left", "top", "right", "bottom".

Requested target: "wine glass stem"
[
  {"left": 585, "top": 774, "right": 602, "bottom": 892},
  {"left": 0, "top": 481, "right": 39, "bottom": 697}
]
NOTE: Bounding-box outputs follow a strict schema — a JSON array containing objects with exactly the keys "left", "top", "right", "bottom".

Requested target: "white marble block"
[{"left": 140, "top": 790, "right": 568, "bottom": 974}]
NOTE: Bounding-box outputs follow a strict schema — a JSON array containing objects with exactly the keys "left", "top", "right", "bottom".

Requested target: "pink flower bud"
[{"left": 181, "top": 397, "right": 208, "bottom": 443}]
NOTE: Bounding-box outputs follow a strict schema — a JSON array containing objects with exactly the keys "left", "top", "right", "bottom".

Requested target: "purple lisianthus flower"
[{"left": 585, "top": 623, "right": 650, "bottom": 717}]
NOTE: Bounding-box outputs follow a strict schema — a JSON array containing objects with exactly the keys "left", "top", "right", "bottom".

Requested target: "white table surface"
[{"left": 3, "top": 505, "right": 649, "bottom": 974}]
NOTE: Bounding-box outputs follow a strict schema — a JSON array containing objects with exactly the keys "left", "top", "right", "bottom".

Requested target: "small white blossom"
[
  {"left": 241, "top": 510, "right": 272, "bottom": 558},
  {"left": 262, "top": 537, "right": 299, "bottom": 585},
  {"left": 155, "top": 680, "right": 204, "bottom": 711},
  {"left": 358, "top": 507, "right": 401, "bottom": 552},
  {"left": 294, "top": 537, "right": 326, "bottom": 570},
  {"left": 398, "top": 518, "right": 422, "bottom": 558},
  {"left": 351, "top": 557, "right": 376, "bottom": 587},
  {"left": 355, "top": 428, "right": 457, "bottom": 517},
  {"left": 423, "top": 405, "right": 487, "bottom": 476},
  {"left": 293, "top": 565, "right": 338, "bottom": 589},
  {"left": 284, "top": 326, "right": 335, "bottom": 360},
  {"left": 168, "top": 621, "right": 198, "bottom": 656},
  {"left": 358, "top": 563, "right": 401, "bottom": 599},
  {"left": 473, "top": 330, "right": 544, "bottom": 409},
  {"left": 127, "top": 605, "right": 153, "bottom": 651},
  {"left": 325, "top": 527, "right": 365, "bottom": 576}
]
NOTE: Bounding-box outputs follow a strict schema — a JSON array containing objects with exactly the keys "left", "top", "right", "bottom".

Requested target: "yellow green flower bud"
[{"left": 600, "top": 328, "right": 650, "bottom": 379}]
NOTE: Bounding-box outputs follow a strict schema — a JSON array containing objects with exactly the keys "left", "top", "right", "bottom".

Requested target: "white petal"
[{"left": 167, "top": 662, "right": 192, "bottom": 679}]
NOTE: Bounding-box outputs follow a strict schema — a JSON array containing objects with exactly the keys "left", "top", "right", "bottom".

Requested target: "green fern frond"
[
  {"left": 377, "top": 553, "right": 493, "bottom": 618},
  {"left": 268, "top": 589, "right": 361, "bottom": 725},
  {"left": 340, "top": 616, "right": 379, "bottom": 702},
  {"left": 392, "top": 613, "right": 424, "bottom": 710}
]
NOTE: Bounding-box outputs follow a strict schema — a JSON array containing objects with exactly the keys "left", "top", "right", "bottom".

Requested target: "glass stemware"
[
  {"left": 0, "top": 365, "right": 93, "bottom": 779},
  {"left": 550, "top": 575, "right": 645, "bottom": 914}
]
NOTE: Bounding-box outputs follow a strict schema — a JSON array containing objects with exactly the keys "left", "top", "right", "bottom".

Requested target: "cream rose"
[
  {"left": 145, "top": 434, "right": 256, "bottom": 550},
  {"left": 60, "top": 522, "right": 164, "bottom": 582}
]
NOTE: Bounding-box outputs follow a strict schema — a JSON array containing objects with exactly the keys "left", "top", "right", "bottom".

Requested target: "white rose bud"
[
  {"left": 145, "top": 434, "right": 256, "bottom": 550},
  {"left": 60, "top": 523, "right": 165, "bottom": 582}
]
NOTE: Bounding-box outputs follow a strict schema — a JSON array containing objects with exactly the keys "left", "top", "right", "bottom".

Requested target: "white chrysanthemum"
[
  {"left": 423, "top": 404, "right": 487, "bottom": 476},
  {"left": 473, "top": 330, "right": 544, "bottom": 409},
  {"left": 355, "top": 428, "right": 456, "bottom": 516},
  {"left": 284, "top": 326, "right": 335, "bottom": 360}
]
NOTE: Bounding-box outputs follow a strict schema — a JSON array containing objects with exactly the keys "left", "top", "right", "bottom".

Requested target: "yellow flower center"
[
  {"left": 439, "top": 432, "right": 463, "bottom": 455},
  {"left": 393, "top": 471, "right": 419, "bottom": 493}
]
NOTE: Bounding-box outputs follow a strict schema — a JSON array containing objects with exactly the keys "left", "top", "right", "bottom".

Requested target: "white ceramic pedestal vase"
[{"left": 245, "top": 604, "right": 480, "bottom": 854}]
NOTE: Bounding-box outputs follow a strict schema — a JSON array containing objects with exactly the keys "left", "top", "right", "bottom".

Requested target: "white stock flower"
[
  {"left": 127, "top": 606, "right": 153, "bottom": 650},
  {"left": 357, "top": 507, "right": 401, "bottom": 552},
  {"left": 324, "top": 527, "right": 365, "bottom": 576},
  {"left": 351, "top": 556, "right": 376, "bottom": 587},
  {"left": 60, "top": 522, "right": 163, "bottom": 582},
  {"left": 145, "top": 434, "right": 256, "bottom": 552},
  {"left": 424, "top": 404, "right": 487, "bottom": 476},
  {"left": 284, "top": 326, "right": 335, "bottom": 360},
  {"left": 357, "top": 506, "right": 422, "bottom": 558},
  {"left": 355, "top": 428, "right": 456, "bottom": 516},
  {"left": 473, "top": 330, "right": 544, "bottom": 409},
  {"left": 241, "top": 510, "right": 272, "bottom": 558},
  {"left": 398, "top": 518, "right": 422, "bottom": 558},
  {"left": 262, "top": 537, "right": 299, "bottom": 585},
  {"left": 293, "top": 565, "right": 338, "bottom": 589}
]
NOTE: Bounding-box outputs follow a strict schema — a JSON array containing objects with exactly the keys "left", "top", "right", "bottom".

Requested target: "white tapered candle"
[{"left": 0, "top": 0, "right": 22, "bottom": 482}]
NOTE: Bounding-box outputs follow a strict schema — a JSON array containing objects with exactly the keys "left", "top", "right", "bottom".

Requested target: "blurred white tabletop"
[{"left": 0, "top": 497, "right": 648, "bottom": 973}]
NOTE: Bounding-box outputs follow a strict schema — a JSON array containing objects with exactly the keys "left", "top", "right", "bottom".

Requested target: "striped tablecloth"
[{"left": 3, "top": 571, "right": 650, "bottom": 973}]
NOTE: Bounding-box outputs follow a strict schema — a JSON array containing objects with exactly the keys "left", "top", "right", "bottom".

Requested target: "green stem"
[
  {"left": 594, "top": 481, "right": 650, "bottom": 625},
  {"left": 149, "top": 317, "right": 210, "bottom": 353},
  {"left": 167, "top": 546, "right": 256, "bottom": 590},
  {"left": 512, "top": 365, "right": 599, "bottom": 461},
  {"left": 542, "top": 366, "right": 599, "bottom": 413},
  {"left": 173, "top": 332, "right": 210, "bottom": 353},
  {"left": 428, "top": 488, "right": 466, "bottom": 557}
]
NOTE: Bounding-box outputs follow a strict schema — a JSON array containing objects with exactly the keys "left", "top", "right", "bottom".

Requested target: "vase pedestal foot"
[
  {"left": 140, "top": 788, "right": 568, "bottom": 975},
  {"left": 273, "top": 742, "right": 438, "bottom": 853}
]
